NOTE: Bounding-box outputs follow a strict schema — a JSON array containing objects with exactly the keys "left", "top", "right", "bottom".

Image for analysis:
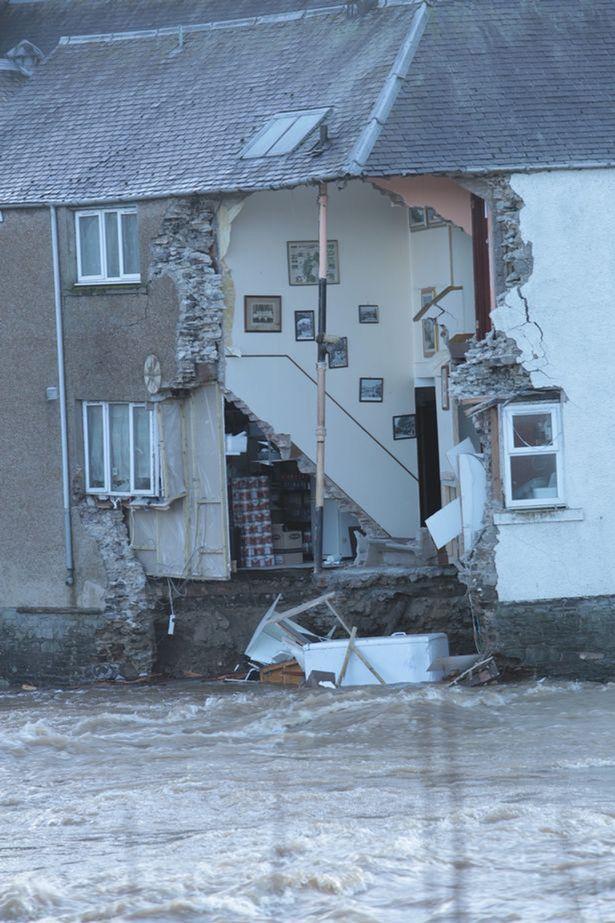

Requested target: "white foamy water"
[{"left": 1, "top": 680, "right": 615, "bottom": 922}]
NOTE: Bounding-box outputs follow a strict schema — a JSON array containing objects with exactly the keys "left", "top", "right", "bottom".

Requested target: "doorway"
[{"left": 415, "top": 386, "right": 442, "bottom": 525}]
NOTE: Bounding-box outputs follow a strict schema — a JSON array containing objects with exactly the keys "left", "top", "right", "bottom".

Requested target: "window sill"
[
  {"left": 70, "top": 281, "right": 145, "bottom": 296},
  {"left": 494, "top": 508, "right": 584, "bottom": 526}
]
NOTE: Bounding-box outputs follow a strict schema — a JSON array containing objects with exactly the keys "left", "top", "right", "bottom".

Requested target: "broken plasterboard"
[
  {"left": 446, "top": 437, "right": 475, "bottom": 481},
  {"left": 425, "top": 497, "right": 462, "bottom": 550},
  {"left": 459, "top": 453, "right": 487, "bottom": 550}
]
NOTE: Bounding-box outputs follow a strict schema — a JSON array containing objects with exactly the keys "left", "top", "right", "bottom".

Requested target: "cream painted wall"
[
  {"left": 224, "top": 181, "right": 421, "bottom": 537},
  {"left": 493, "top": 169, "right": 615, "bottom": 601}
]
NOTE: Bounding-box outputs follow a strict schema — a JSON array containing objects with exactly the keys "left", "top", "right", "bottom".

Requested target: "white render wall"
[
  {"left": 493, "top": 169, "right": 615, "bottom": 601},
  {"left": 224, "top": 182, "right": 421, "bottom": 537}
]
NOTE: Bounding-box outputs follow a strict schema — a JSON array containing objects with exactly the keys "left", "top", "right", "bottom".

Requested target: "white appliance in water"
[{"left": 302, "top": 632, "right": 449, "bottom": 687}]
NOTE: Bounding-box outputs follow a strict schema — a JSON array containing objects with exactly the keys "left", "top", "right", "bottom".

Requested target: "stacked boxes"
[
  {"left": 272, "top": 524, "right": 304, "bottom": 566},
  {"left": 231, "top": 476, "right": 275, "bottom": 568}
]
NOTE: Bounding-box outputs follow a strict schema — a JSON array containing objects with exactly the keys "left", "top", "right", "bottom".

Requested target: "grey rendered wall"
[{"left": 0, "top": 199, "right": 180, "bottom": 612}]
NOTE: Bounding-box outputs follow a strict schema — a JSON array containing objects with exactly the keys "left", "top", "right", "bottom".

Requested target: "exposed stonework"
[
  {"left": 78, "top": 500, "right": 155, "bottom": 680},
  {"left": 450, "top": 330, "right": 533, "bottom": 400},
  {"left": 150, "top": 197, "right": 225, "bottom": 387}
]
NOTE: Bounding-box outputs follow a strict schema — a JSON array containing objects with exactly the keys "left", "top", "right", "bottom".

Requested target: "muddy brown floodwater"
[{"left": 1, "top": 680, "right": 615, "bottom": 922}]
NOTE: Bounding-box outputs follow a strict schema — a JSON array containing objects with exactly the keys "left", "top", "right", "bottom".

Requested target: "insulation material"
[
  {"left": 156, "top": 502, "right": 186, "bottom": 573},
  {"left": 158, "top": 401, "right": 186, "bottom": 501},
  {"left": 195, "top": 502, "right": 230, "bottom": 579},
  {"left": 459, "top": 453, "right": 487, "bottom": 550}
]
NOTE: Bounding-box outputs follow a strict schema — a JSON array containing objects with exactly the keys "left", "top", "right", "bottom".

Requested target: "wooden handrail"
[{"left": 229, "top": 353, "right": 419, "bottom": 483}]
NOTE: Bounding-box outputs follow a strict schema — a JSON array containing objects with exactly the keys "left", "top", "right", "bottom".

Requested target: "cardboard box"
[
  {"left": 274, "top": 551, "right": 304, "bottom": 566},
  {"left": 273, "top": 529, "right": 302, "bottom": 550}
]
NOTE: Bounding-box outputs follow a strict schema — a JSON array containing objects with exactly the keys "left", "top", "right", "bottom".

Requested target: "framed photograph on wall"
[
  {"left": 294, "top": 310, "right": 315, "bottom": 341},
  {"left": 393, "top": 414, "right": 416, "bottom": 440},
  {"left": 327, "top": 336, "right": 348, "bottom": 369},
  {"left": 426, "top": 206, "right": 446, "bottom": 228},
  {"left": 422, "top": 317, "right": 438, "bottom": 357},
  {"left": 409, "top": 206, "right": 427, "bottom": 231},
  {"left": 359, "top": 377, "right": 383, "bottom": 403},
  {"left": 441, "top": 363, "right": 450, "bottom": 411},
  {"left": 244, "top": 295, "right": 282, "bottom": 333},
  {"left": 287, "top": 240, "right": 340, "bottom": 285},
  {"left": 358, "top": 304, "right": 379, "bottom": 324}
]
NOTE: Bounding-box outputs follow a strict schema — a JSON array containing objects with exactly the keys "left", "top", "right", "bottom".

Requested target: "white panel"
[
  {"left": 158, "top": 401, "right": 186, "bottom": 501},
  {"left": 458, "top": 454, "right": 487, "bottom": 551},
  {"left": 425, "top": 498, "right": 462, "bottom": 549}
]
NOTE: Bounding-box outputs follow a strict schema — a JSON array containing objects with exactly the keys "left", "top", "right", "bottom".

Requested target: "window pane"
[
  {"left": 512, "top": 412, "right": 553, "bottom": 448},
  {"left": 109, "top": 404, "right": 130, "bottom": 492},
  {"left": 132, "top": 406, "right": 152, "bottom": 492},
  {"left": 86, "top": 404, "right": 105, "bottom": 489},
  {"left": 78, "top": 215, "right": 101, "bottom": 277},
  {"left": 121, "top": 212, "right": 139, "bottom": 276},
  {"left": 104, "top": 212, "right": 120, "bottom": 277},
  {"left": 510, "top": 453, "right": 558, "bottom": 501}
]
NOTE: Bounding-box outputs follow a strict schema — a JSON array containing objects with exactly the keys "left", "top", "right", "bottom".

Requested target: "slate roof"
[
  {"left": 367, "top": 0, "right": 615, "bottom": 175},
  {"left": 0, "top": 0, "right": 342, "bottom": 56},
  {"left": 0, "top": 2, "right": 424, "bottom": 204}
]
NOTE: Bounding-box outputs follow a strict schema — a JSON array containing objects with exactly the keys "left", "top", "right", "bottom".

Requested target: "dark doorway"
[
  {"left": 415, "top": 386, "right": 441, "bottom": 526},
  {"left": 471, "top": 193, "right": 492, "bottom": 340}
]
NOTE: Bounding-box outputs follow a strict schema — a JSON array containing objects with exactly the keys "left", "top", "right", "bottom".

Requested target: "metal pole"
[
  {"left": 313, "top": 182, "right": 328, "bottom": 574},
  {"left": 50, "top": 205, "right": 75, "bottom": 586}
]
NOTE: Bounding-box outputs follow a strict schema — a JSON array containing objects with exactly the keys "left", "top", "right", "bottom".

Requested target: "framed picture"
[
  {"left": 244, "top": 295, "right": 282, "bottom": 333},
  {"left": 441, "top": 363, "right": 450, "bottom": 410},
  {"left": 294, "top": 310, "right": 315, "bottom": 341},
  {"left": 409, "top": 206, "right": 427, "bottom": 231},
  {"left": 287, "top": 240, "right": 340, "bottom": 285},
  {"left": 359, "top": 377, "right": 383, "bottom": 402},
  {"left": 426, "top": 206, "right": 446, "bottom": 228},
  {"left": 358, "top": 304, "right": 379, "bottom": 324},
  {"left": 393, "top": 414, "right": 416, "bottom": 440},
  {"left": 422, "top": 317, "right": 438, "bottom": 357},
  {"left": 328, "top": 336, "right": 348, "bottom": 369}
]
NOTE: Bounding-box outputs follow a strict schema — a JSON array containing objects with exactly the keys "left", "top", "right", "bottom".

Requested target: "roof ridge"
[{"left": 57, "top": 0, "right": 418, "bottom": 46}]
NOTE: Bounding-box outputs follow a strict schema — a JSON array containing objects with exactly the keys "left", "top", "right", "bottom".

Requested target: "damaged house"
[{"left": 0, "top": 0, "right": 614, "bottom": 684}]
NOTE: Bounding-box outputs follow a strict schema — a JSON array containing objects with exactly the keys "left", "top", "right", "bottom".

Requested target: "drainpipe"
[
  {"left": 314, "top": 182, "right": 328, "bottom": 574},
  {"left": 50, "top": 205, "right": 75, "bottom": 586}
]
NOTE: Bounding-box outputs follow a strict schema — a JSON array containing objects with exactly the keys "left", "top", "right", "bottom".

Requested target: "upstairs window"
[
  {"left": 502, "top": 402, "right": 564, "bottom": 509},
  {"left": 242, "top": 108, "right": 330, "bottom": 158},
  {"left": 83, "top": 402, "right": 157, "bottom": 496},
  {"left": 76, "top": 207, "right": 140, "bottom": 283}
]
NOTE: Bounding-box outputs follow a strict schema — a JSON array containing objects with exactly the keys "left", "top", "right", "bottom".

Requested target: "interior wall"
[{"left": 224, "top": 181, "right": 421, "bottom": 538}]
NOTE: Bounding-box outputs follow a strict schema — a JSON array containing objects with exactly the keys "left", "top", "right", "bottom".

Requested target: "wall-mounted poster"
[
  {"left": 327, "top": 336, "right": 348, "bottom": 369},
  {"left": 358, "top": 304, "right": 379, "bottom": 324},
  {"left": 359, "top": 377, "right": 383, "bottom": 402},
  {"left": 393, "top": 414, "right": 416, "bottom": 440},
  {"left": 409, "top": 206, "right": 427, "bottom": 231},
  {"left": 244, "top": 295, "right": 282, "bottom": 333},
  {"left": 287, "top": 240, "right": 340, "bottom": 285},
  {"left": 294, "top": 310, "right": 315, "bottom": 341}
]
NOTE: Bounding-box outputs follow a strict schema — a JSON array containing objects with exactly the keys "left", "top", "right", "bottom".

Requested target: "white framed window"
[
  {"left": 83, "top": 402, "right": 158, "bottom": 496},
  {"left": 75, "top": 207, "right": 140, "bottom": 283},
  {"left": 501, "top": 401, "right": 564, "bottom": 509}
]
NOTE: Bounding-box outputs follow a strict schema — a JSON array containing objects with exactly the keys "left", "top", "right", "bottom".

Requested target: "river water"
[{"left": 1, "top": 680, "right": 614, "bottom": 922}]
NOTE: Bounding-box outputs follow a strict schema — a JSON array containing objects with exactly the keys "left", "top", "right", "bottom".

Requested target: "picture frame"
[
  {"left": 422, "top": 317, "right": 439, "bottom": 357},
  {"left": 287, "top": 240, "right": 340, "bottom": 285},
  {"left": 244, "top": 295, "right": 282, "bottom": 333},
  {"left": 359, "top": 377, "right": 383, "bottom": 403},
  {"left": 393, "top": 414, "right": 416, "bottom": 440},
  {"left": 409, "top": 206, "right": 427, "bottom": 231},
  {"left": 358, "top": 304, "right": 379, "bottom": 324},
  {"left": 441, "top": 363, "right": 450, "bottom": 411},
  {"left": 327, "top": 336, "right": 348, "bottom": 369},
  {"left": 294, "top": 310, "right": 315, "bottom": 341}
]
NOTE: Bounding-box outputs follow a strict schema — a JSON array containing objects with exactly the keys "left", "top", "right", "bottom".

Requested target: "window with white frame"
[
  {"left": 76, "top": 207, "right": 140, "bottom": 283},
  {"left": 83, "top": 402, "right": 157, "bottom": 496},
  {"left": 502, "top": 402, "right": 564, "bottom": 508}
]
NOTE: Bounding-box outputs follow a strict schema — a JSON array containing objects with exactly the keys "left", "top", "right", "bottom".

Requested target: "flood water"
[{"left": 1, "top": 680, "right": 615, "bottom": 922}]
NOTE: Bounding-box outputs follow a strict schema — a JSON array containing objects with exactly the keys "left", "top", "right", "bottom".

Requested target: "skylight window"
[{"left": 242, "top": 108, "right": 330, "bottom": 158}]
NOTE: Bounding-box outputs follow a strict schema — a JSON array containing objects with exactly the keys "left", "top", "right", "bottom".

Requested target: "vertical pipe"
[
  {"left": 314, "top": 182, "right": 328, "bottom": 574},
  {"left": 50, "top": 205, "right": 75, "bottom": 586}
]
